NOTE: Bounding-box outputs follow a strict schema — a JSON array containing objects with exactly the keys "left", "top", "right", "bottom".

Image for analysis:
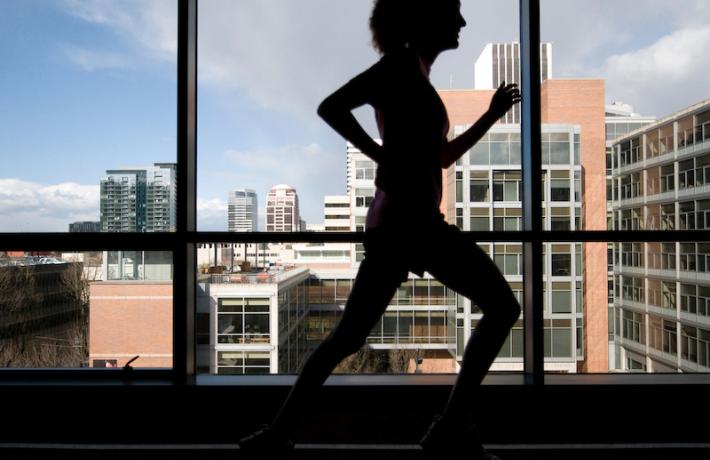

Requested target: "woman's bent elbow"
[{"left": 317, "top": 97, "right": 336, "bottom": 119}]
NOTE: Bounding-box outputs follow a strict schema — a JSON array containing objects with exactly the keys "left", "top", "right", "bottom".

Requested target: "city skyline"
[{"left": 1, "top": 1, "right": 710, "bottom": 231}]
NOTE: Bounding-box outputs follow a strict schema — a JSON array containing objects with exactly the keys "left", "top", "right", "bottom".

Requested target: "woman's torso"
[{"left": 366, "top": 48, "right": 450, "bottom": 231}]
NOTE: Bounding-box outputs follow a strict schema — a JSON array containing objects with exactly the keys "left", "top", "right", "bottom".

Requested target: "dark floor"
[
  {"left": 3, "top": 381, "right": 709, "bottom": 459},
  {"left": 2, "top": 444, "right": 710, "bottom": 459}
]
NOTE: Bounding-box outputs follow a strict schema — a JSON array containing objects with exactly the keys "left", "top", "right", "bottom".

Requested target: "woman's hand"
[
  {"left": 442, "top": 82, "right": 521, "bottom": 168},
  {"left": 487, "top": 81, "right": 521, "bottom": 120}
]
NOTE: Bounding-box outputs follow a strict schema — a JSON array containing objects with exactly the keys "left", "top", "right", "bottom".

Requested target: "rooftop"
[{"left": 198, "top": 265, "right": 309, "bottom": 285}]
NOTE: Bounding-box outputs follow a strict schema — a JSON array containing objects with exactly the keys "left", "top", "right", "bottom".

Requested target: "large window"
[
  {"left": 0, "top": 0, "right": 178, "bottom": 370},
  {"left": 5, "top": 0, "right": 710, "bottom": 384}
]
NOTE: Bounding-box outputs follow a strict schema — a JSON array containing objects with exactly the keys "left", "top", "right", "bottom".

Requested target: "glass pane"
[
  {"left": 198, "top": 1, "right": 519, "bottom": 236},
  {"left": 195, "top": 1, "right": 523, "bottom": 374},
  {"left": 196, "top": 238, "right": 530, "bottom": 375},
  {"left": 541, "top": 0, "right": 710, "bottom": 234},
  {"left": 197, "top": 240, "right": 465, "bottom": 374},
  {"left": 549, "top": 241, "right": 710, "bottom": 374},
  {"left": 1, "top": 1, "right": 177, "bottom": 232},
  {"left": 0, "top": 250, "right": 173, "bottom": 369}
]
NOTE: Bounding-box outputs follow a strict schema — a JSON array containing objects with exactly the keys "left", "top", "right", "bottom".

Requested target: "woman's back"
[{"left": 367, "top": 47, "right": 450, "bottom": 229}]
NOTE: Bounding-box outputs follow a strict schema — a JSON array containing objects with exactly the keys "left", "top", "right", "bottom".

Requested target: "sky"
[{"left": 1, "top": 0, "right": 709, "bottom": 232}]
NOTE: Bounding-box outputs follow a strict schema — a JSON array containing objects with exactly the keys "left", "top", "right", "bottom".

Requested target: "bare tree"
[
  {"left": 0, "top": 263, "right": 88, "bottom": 368},
  {"left": 333, "top": 347, "right": 418, "bottom": 374}
]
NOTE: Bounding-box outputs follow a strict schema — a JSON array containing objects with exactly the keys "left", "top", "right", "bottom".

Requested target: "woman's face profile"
[{"left": 418, "top": 0, "right": 466, "bottom": 53}]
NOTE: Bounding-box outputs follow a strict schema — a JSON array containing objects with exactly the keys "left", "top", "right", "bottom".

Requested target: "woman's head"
[{"left": 370, "top": 0, "right": 466, "bottom": 55}]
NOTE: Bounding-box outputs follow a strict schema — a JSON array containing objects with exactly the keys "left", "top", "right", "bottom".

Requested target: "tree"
[
  {"left": 333, "top": 347, "right": 418, "bottom": 374},
  {"left": 0, "top": 263, "right": 88, "bottom": 368}
]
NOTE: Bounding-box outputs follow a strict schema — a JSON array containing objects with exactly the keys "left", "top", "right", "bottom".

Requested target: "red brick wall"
[
  {"left": 542, "top": 79, "right": 608, "bottom": 372},
  {"left": 440, "top": 81, "right": 608, "bottom": 372},
  {"left": 439, "top": 90, "right": 496, "bottom": 220},
  {"left": 89, "top": 282, "right": 173, "bottom": 368}
]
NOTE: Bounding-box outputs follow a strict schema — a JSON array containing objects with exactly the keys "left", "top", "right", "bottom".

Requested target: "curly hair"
[{"left": 369, "top": 0, "right": 426, "bottom": 55}]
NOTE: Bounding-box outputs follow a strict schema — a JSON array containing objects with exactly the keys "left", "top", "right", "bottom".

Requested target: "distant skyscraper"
[
  {"left": 69, "top": 221, "right": 101, "bottom": 233},
  {"left": 228, "top": 188, "right": 258, "bottom": 232},
  {"left": 324, "top": 195, "right": 351, "bottom": 232},
  {"left": 474, "top": 42, "right": 552, "bottom": 123},
  {"left": 266, "top": 184, "right": 300, "bottom": 232},
  {"left": 100, "top": 163, "right": 177, "bottom": 232},
  {"left": 146, "top": 163, "right": 177, "bottom": 233}
]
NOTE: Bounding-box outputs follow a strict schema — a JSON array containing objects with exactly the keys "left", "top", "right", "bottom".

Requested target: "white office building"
[
  {"left": 474, "top": 42, "right": 552, "bottom": 123},
  {"left": 228, "top": 188, "right": 258, "bottom": 232},
  {"left": 324, "top": 195, "right": 351, "bottom": 232},
  {"left": 266, "top": 184, "right": 301, "bottom": 232},
  {"left": 610, "top": 99, "right": 710, "bottom": 372}
]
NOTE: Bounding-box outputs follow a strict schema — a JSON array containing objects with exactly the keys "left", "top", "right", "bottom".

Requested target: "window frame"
[{"left": 0, "top": 0, "right": 709, "bottom": 387}]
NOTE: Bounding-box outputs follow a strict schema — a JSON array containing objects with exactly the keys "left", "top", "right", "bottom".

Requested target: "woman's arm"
[
  {"left": 441, "top": 82, "right": 521, "bottom": 169},
  {"left": 317, "top": 65, "right": 386, "bottom": 164}
]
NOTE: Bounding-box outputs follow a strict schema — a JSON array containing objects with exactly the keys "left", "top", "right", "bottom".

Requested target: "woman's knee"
[
  {"left": 494, "top": 294, "right": 521, "bottom": 326},
  {"left": 322, "top": 330, "right": 367, "bottom": 358},
  {"left": 478, "top": 287, "right": 521, "bottom": 327}
]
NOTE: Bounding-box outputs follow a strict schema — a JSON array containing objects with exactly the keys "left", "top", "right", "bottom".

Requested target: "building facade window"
[
  {"left": 217, "top": 351, "right": 270, "bottom": 375},
  {"left": 493, "top": 171, "right": 522, "bottom": 201},
  {"left": 493, "top": 208, "right": 522, "bottom": 231},
  {"left": 217, "top": 298, "right": 270, "bottom": 344},
  {"left": 469, "top": 171, "right": 489, "bottom": 202},
  {"left": 622, "top": 310, "right": 644, "bottom": 344}
]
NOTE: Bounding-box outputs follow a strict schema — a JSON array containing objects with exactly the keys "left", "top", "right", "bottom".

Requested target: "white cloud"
[
  {"left": 61, "top": 44, "right": 131, "bottom": 71},
  {"left": 223, "top": 143, "right": 334, "bottom": 185},
  {"left": 197, "top": 197, "right": 228, "bottom": 231},
  {"left": 60, "top": 0, "right": 710, "bottom": 119},
  {"left": 0, "top": 179, "right": 99, "bottom": 232},
  {"left": 195, "top": 0, "right": 377, "bottom": 116},
  {"left": 676, "top": 0, "right": 710, "bottom": 28},
  {"left": 602, "top": 26, "right": 710, "bottom": 116},
  {"left": 55, "top": 0, "right": 710, "bottom": 229},
  {"left": 62, "top": 0, "right": 373, "bottom": 117},
  {"left": 199, "top": 143, "right": 342, "bottom": 229},
  {"left": 62, "top": 0, "right": 177, "bottom": 63}
]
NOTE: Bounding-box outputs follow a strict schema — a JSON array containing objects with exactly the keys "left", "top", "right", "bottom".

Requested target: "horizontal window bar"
[
  {"left": 0, "top": 369, "right": 174, "bottom": 382},
  {"left": 2, "top": 372, "right": 707, "bottom": 386},
  {"left": 4, "top": 230, "right": 710, "bottom": 250}
]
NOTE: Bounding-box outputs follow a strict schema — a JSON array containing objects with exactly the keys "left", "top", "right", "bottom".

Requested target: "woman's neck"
[{"left": 411, "top": 46, "right": 440, "bottom": 77}]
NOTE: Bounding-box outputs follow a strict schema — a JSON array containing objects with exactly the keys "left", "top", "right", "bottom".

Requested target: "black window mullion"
[
  {"left": 175, "top": 0, "right": 198, "bottom": 383},
  {"left": 520, "top": 0, "right": 544, "bottom": 385}
]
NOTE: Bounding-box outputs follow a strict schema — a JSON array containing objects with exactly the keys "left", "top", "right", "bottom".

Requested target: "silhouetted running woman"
[{"left": 239, "top": 1, "right": 521, "bottom": 458}]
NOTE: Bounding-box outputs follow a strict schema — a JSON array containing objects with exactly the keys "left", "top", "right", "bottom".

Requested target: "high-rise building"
[
  {"left": 346, "top": 141, "right": 379, "bottom": 195},
  {"left": 346, "top": 143, "right": 376, "bottom": 233},
  {"left": 266, "top": 184, "right": 300, "bottom": 232},
  {"left": 440, "top": 73, "right": 608, "bottom": 372},
  {"left": 605, "top": 103, "right": 657, "bottom": 228},
  {"left": 324, "top": 195, "right": 351, "bottom": 232},
  {"left": 146, "top": 163, "right": 177, "bottom": 233},
  {"left": 228, "top": 188, "right": 258, "bottom": 232},
  {"left": 100, "top": 163, "right": 177, "bottom": 233},
  {"left": 69, "top": 221, "right": 101, "bottom": 233},
  {"left": 100, "top": 169, "right": 146, "bottom": 233},
  {"left": 604, "top": 103, "right": 656, "bottom": 369},
  {"left": 474, "top": 42, "right": 552, "bottom": 123},
  {"left": 444, "top": 121, "right": 583, "bottom": 372},
  {"left": 610, "top": 98, "right": 710, "bottom": 372}
]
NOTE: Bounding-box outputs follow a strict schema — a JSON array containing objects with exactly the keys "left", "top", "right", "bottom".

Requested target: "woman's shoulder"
[
  {"left": 380, "top": 47, "right": 417, "bottom": 65},
  {"left": 373, "top": 47, "right": 418, "bottom": 75}
]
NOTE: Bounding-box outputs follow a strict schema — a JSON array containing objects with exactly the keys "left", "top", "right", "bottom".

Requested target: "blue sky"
[{"left": 1, "top": 0, "right": 709, "bottom": 232}]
